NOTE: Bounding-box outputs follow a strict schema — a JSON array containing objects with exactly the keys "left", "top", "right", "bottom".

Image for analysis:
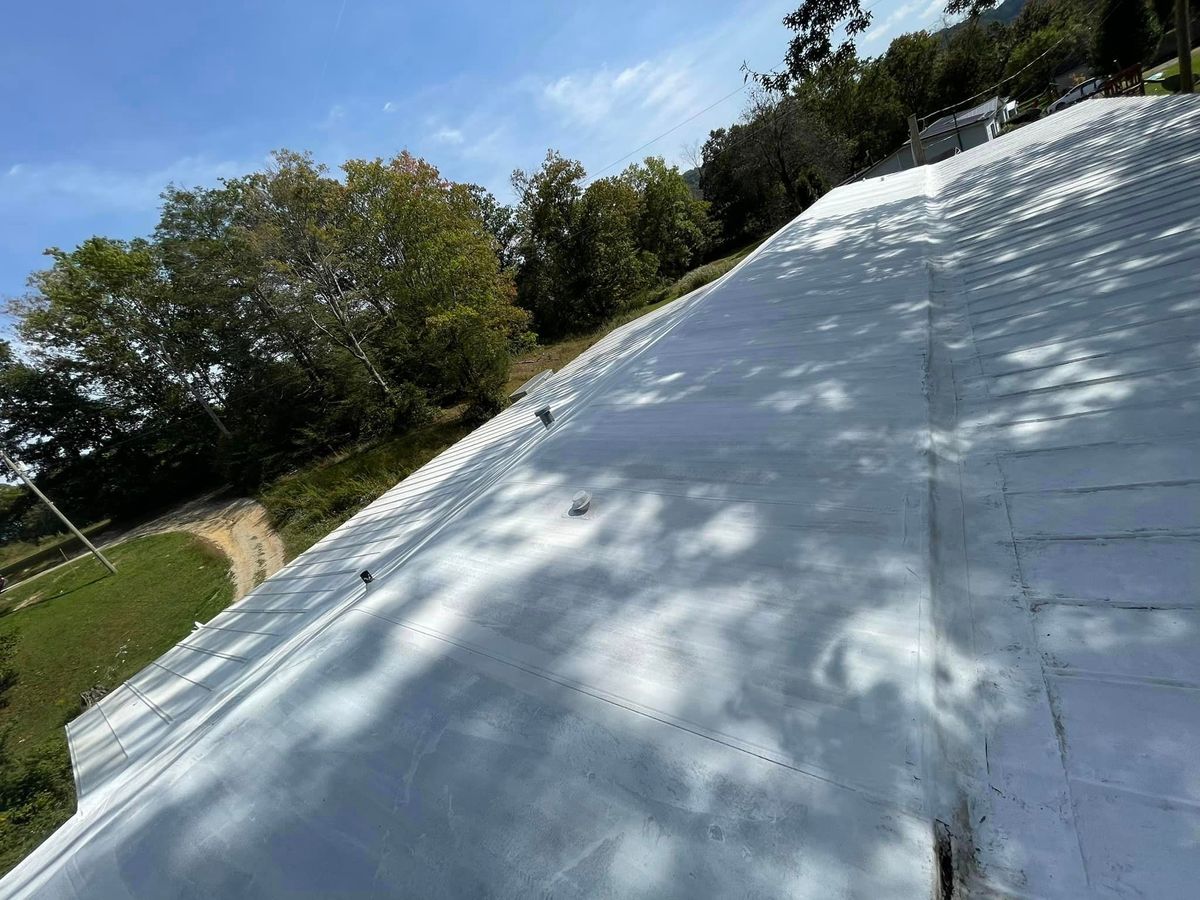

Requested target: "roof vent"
[
  {"left": 569, "top": 491, "right": 591, "bottom": 516},
  {"left": 510, "top": 369, "right": 555, "bottom": 401},
  {"left": 535, "top": 405, "right": 555, "bottom": 428}
]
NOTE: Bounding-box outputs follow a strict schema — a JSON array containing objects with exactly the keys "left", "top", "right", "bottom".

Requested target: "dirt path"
[
  {"left": 4, "top": 493, "right": 286, "bottom": 601},
  {"left": 123, "top": 494, "right": 286, "bottom": 599}
]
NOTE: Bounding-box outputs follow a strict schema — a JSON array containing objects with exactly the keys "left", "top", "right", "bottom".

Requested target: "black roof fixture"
[
  {"left": 359, "top": 570, "right": 374, "bottom": 585},
  {"left": 535, "top": 405, "right": 555, "bottom": 428}
]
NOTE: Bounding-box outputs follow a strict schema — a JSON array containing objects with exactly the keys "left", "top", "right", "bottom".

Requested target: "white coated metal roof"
[{"left": 4, "top": 96, "right": 1198, "bottom": 898}]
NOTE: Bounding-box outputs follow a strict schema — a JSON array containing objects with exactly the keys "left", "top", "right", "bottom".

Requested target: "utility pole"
[
  {"left": 0, "top": 449, "right": 116, "bottom": 575},
  {"left": 908, "top": 115, "right": 927, "bottom": 166},
  {"left": 1178, "top": 0, "right": 1194, "bottom": 94}
]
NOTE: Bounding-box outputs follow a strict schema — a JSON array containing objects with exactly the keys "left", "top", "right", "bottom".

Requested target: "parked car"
[{"left": 1046, "top": 77, "right": 1104, "bottom": 114}]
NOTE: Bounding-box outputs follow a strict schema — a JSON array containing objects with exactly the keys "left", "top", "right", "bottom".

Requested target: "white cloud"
[
  {"left": 382, "top": 101, "right": 396, "bottom": 113},
  {"left": 0, "top": 156, "right": 251, "bottom": 213},
  {"left": 860, "top": 0, "right": 955, "bottom": 47},
  {"left": 319, "top": 103, "right": 347, "bottom": 129},
  {"left": 863, "top": 1, "right": 921, "bottom": 45},
  {"left": 432, "top": 127, "right": 464, "bottom": 144},
  {"left": 540, "top": 59, "right": 700, "bottom": 126}
]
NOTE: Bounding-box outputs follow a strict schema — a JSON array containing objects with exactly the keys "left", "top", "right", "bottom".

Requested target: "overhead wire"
[
  {"left": 917, "top": 0, "right": 1110, "bottom": 125},
  {"left": 16, "top": 3, "right": 1120, "bottom": 458}
]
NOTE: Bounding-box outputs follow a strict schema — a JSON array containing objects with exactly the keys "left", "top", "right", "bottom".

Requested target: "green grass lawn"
[
  {"left": 0, "top": 520, "right": 111, "bottom": 583},
  {"left": 0, "top": 532, "right": 233, "bottom": 874},
  {"left": 1145, "top": 48, "right": 1200, "bottom": 95},
  {"left": 258, "top": 417, "right": 475, "bottom": 559}
]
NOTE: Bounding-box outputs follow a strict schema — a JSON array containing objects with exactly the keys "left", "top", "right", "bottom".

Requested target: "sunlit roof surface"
[{"left": 5, "top": 96, "right": 1198, "bottom": 898}]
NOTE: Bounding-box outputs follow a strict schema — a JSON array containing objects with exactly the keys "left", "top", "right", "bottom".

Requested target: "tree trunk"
[{"left": 252, "top": 288, "right": 326, "bottom": 387}]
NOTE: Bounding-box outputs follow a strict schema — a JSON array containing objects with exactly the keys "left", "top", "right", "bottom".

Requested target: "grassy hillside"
[
  {"left": 0, "top": 238, "right": 766, "bottom": 874},
  {"left": 0, "top": 533, "right": 234, "bottom": 874},
  {"left": 0, "top": 521, "right": 111, "bottom": 583},
  {"left": 258, "top": 417, "right": 475, "bottom": 559},
  {"left": 1145, "top": 49, "right": 1200, "bottom": 95}
]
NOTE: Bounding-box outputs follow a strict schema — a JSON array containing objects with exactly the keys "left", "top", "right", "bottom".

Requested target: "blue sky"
[{"left": 0, "top": 0, "right": 948, "bottom": 334}]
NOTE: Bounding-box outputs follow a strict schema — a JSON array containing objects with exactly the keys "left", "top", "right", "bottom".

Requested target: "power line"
[
  {"left": 578, "top": 55, "right": 790, "bottom": 186},
  {"left": 586, "top": 83, "right": 750, "bottom": 182},
  {"left": 917, "top": 0, "right": 1109, "bottom": 125}
]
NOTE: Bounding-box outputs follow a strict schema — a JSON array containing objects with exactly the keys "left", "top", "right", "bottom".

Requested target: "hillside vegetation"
[
  {"left": 261, "top": 238, "right": 760, "bottom": 559},
  {"left": 2, "top": 0, "right": 1158, "bottom": 559},
  {"left": 1, "top": 151, "right": 708, "bottom": 552},
  {"left": 0, "top": 533, "right": 233, "bottom": 874}
]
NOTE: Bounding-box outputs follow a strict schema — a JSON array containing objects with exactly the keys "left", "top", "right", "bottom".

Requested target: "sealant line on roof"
[{"left": 350, "top": 606, "right": 926, "bottom": 821}]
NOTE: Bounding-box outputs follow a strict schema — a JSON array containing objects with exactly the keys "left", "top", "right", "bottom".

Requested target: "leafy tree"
[
  {"left": 570, "top": 177, "right": 658, "bottom": 326},
  {"left": 1004, "top": 0, "right": 1093, "bottom": 98},
  {"left": 762, "top": 0, "right": 999, "bottom": 85},
  {"left": 22, "top": 237, "right": 232, "bottom": 438},
  {"left": 466, "top": 185, "right": 519, "bottom": 270},
  {"left": 240, "top": 152, "right": 397, "bottom": 404},
  {"left": 884, "top": 31, "right": 943, "bottom": 115},
  {"left": 7, "top": 145, "right": 536, "bottom": 511},
  {"left": 338, "top": 154, "right": 528, "bottom": 417},
  {"left": 934, "top": 21, "right": 1010, "bottom": 109},
  {"left": 620, "top": 157, "right": 710, "bottom": 279},
  {"left": 0, "top": 335, "right": 218, "bottom": 522},
  {"left": 807, "top": 58, "right": 904, "bottom": 169},
  {"left": 700, "top": 88, "right": 849, "bottom": 248},
  {"left": 511, "top": 151, "right": 588, "bottom": 339},
  {"left": 700, "top": 123, "right": 781, "bottom": 249},
  {"left": 1091, "top": 0, "right": 1161, "bottom": 73},
  {"left": 745, "top": 88, "right": 850, "bottom": 208}
]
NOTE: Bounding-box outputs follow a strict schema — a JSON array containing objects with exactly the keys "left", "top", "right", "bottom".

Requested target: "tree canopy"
[
  {"left": 510, "top": 152, "right": 708, "bottom": 339},
  {"left": 764, "top": 0, "right": 1005, "bottom": 85},
  {"left": 1091, "top": 0, "right": 1161, "bottom": 72},
  {"left": 2, "top": 148, "right": 711, "bottom": 536},
  {"left": 3, "top": 150, "right": 531, "bottom": 523},
  {"left": 2, "top": 0, "right": 1135, "bottom": 542}
]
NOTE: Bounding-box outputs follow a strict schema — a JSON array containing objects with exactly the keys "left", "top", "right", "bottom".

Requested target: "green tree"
[
  {"left": 795, "top": 60, "right": 895, "bottom": 171},
  {"left": 339, "top": 153, "right": 528, "bottom": 417},
  {"left": 511, "top": 151, "right": 588, "bottom": 339},
  {"left": 9, "top": 145, "right": 535, "bottom": 508},
  {"left": 23, "top": 237, "right": 232, "bottom": 438},
  {"left": 700, "top": 124, "right": 771, "bottom": 249},
  {"left": 934, "top": 21, "right": 1010, "bottom": 110},
  {"left": 884, "top": 31, "right": 943, "bottom": 116},
  {"left": 762, "top": 0, "right": 999, "bottom": 85},
  {"left": 466, "top": 184, "right": 518, "bottom": 270},
  {"left": 570, "top": 177, "right": 658, "bottom": 326},
  {"left": 1091, "top": 0, "right": 1161, "bottom": 72},
  {"left": 620, "top": 157, "right": 710, "bottom": 278},
  {"left": 0, "top": 335, "right": 218, "bottom": 522},
  {"left": 1006, "top": 25, "right": 1088, "bottom": 98},
  {"left": 240, "top": 151, "right": 397, "bottom": 404},
  {"left": 700, "top": 88, "right": 848, "bottom": 249}
]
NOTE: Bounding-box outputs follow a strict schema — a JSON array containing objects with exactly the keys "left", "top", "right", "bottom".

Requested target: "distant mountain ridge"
[{"left": 935, "top": 0, "right": 1029, "bottom": 37}]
